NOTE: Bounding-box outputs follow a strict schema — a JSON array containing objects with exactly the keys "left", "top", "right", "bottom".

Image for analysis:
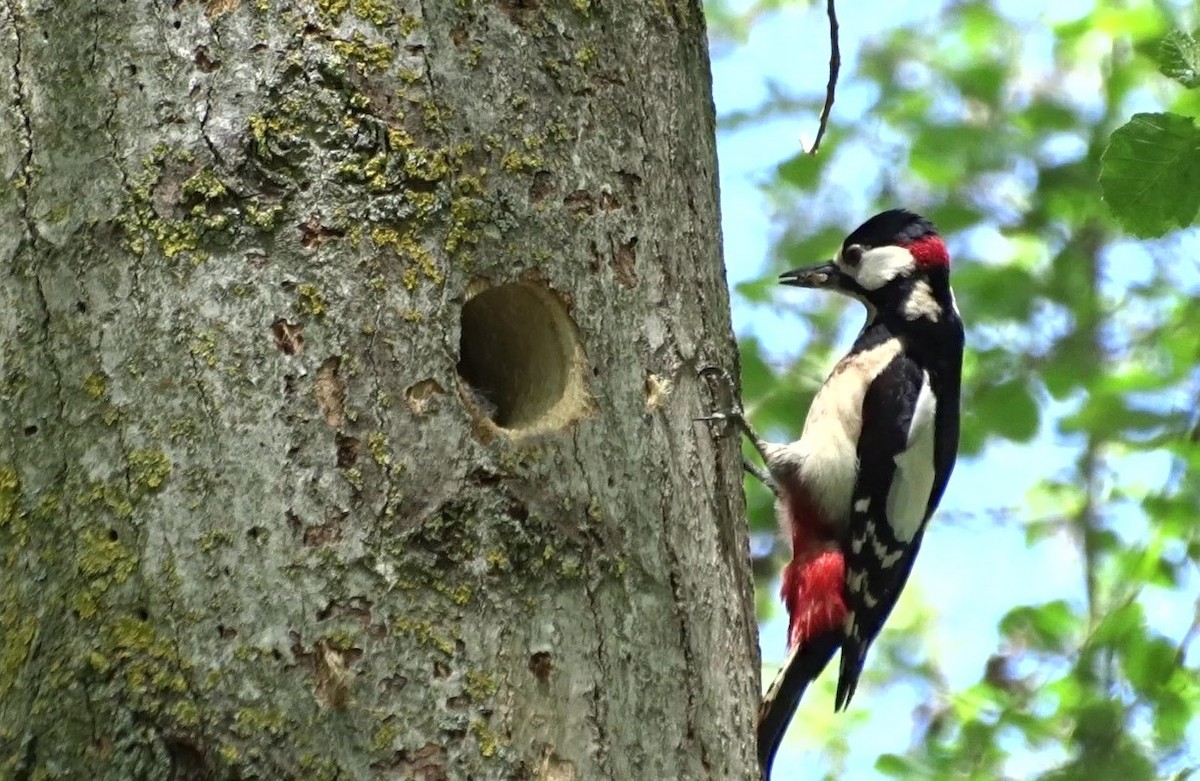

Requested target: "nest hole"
[{"left": 457, "top": 282, "right": 588, "bottom": 432}]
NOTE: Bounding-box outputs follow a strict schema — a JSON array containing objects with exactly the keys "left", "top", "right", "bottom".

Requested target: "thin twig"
[
  {"left": 808, "top": 0, "right": 840, "bottom": 155},
  {"left": 1176, "top": 596, "right": 1200, "bottom": 665}
]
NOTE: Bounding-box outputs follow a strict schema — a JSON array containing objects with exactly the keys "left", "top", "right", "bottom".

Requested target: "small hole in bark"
[
  {"left": 108, "top": 528, "right": 119, "bottom": 541},
  {"left": 23, "top": 425, "right": 37, "bottom": 436},
  {"left": 136, "top": 608, "right": 149, "bottom": 621},
  {"left": 529, "top": 651, "right": 553, "bottom": 682},
  {"left": 456, "top": 281, "right": 591, "bottom": 434},
  {"left": 335, "top": 434, "right": 359, "bottom": 467}
]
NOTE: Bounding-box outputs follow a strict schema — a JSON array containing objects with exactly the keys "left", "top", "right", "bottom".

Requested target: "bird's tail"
[{"left": 756, "top": 632, "right": 841, "bottom": 780}]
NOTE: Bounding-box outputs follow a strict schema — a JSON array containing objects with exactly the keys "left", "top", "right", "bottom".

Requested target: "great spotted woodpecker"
[{"left": 703, "top": 209, "right": 963, "bottom": 779}]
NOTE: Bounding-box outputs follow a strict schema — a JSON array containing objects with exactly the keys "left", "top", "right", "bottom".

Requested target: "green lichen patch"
[
  {"left": 331, "top": 33, "right": 396, "bottom": 74},
  {"left": 198, "top": 527, "right": 233, "bottom": 552},
  {"left": 72, "top": 528, "right": 137, "bottom": 619},
  {"left": 369, "top": 226, "right": 442, "bottom": 289},
  {"left": 181, "top": 168, "right": 229, "bottom": 200},
  {"left": 0, "top": 467, "right": 21, "bottom": 531},
  {"left": 232, "top": 705, "right": 290, "bottom": 737},
  {"left": 470, "top": 718, "right": 500, "bottom": 758},
  {"left": 316, "top": 0, "right": 350, "bottom": 24},
  {"left": 101, "top": 616, "right": 192, "bottom": 706},
  {"left": 393, "top": 618, "right": 456, "bottom": 656},
  {"left": 83, "top": 371, "right": 109, "bottom": 399},
  {"left": 296, "top": 283, "right": 329, "bottom": 317},
  {"left": 77, "top": 480, "right": 134, "bottom": 522},
  {"left": 233, "top": 61, "right": 509, "bottom": 295},
  {"left": 366, "top": 432, "right": 391, "bottom": 468},
  {"left": 318, "top": 0, "right": 403, "bottom": 27},
  {"left": 115, "top": 147, "right": 284, "bottom": 265},
  {"left": 463, "top": 669, "right": 497, "bottom": 699},
  {"left": 0, "top": 605, "right": 36, "bottom": 702},
  {"left": 128, "top": 449, "right": 172, "bottom": 493},
  {"left": 500, "top": 148, "right": 543, "bottom": 174}
]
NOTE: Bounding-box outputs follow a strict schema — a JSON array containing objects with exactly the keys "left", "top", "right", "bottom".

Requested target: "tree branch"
[{"left": 808, "top": 0, "right": 840, "bottom": 155}]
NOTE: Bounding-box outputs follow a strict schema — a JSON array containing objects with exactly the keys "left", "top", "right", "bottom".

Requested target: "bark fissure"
[
  {"left": 198, "top": 21, "right": 224, "bottom": 168},
  {"left": 581, "top": 561, "right": 613, "bottom": 777},
  {"left": 4, "top": 0, "right": 36, "bottom": 246},
  {"left": 88, "top": 0, "right": 100, "bottom": 71},
  {"left": 568, "top": 427, "right": 614, "bottom": 774},
  {"left": 364, "top": 309, "right": 400, "bottom": 519},
  {"left": 658, "top": 449, "right": 710, "bottom": 770},
  {"left": 186, "top": 343, "right": 222, "bottom": 436}
]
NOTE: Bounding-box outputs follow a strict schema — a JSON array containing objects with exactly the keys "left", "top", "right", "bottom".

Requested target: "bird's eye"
[{"left": 842, "top": 245, "right": 864, "bottom": 267}]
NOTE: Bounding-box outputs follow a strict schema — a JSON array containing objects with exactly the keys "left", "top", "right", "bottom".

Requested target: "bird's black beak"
[{"left": 779, "top": 261, "right": 846, "bottom": 290}]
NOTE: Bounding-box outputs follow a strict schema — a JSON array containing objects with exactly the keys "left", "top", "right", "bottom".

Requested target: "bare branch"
[{"left": 809, "top": 0, "right": 840, "bottom": 155}]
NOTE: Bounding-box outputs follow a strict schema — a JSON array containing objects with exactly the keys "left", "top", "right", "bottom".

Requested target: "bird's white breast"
[{"left": 766, "top": 339, "right": 903, "bottom": 533}]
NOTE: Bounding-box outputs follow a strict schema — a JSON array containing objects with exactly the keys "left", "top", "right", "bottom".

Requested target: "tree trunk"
[{"left": 0, "top": 1, "right": 757, "bottom": 778}]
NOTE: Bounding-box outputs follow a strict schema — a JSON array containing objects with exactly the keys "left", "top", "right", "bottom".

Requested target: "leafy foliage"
[
  {"left": 1158, "top": 29, "right": 1200, "bottom": 89},
  {"left": 707, "top": 0, "right": 1200, "bottom": 778},
  {"left": 1100, "top": 114, "right": 1200, "bottom": 237},
  {"left": 1101, "top": 29, "right": 1200, "bottom": 235}
]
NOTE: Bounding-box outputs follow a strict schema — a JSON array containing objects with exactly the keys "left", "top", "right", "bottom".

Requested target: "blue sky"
[{"left": 707, "top": 0, "right": 1198, "bottom": 776}]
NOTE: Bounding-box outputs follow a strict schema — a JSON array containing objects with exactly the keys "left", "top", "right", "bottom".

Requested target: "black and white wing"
[{"left": 835, "top": 350, "right": 958, "bottom": 711}]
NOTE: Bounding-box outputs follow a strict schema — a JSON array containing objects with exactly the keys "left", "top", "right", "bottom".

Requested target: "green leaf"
[
  {"left": 999, "top": 600, "right": 1079, "bottom": 651},
  {"left": 973, "top": 378, "right": 1039, "bottom": 442},
  {"left": 777, "top": 149, "right": 824, "bottom": 190},
  {"left": 875, "top": 753, "right": 930, "bottom": 777},
  {"left": 1100, "top": 112, "right": 1200, "bottom": 237},
  {"left": 952, "top": 263, "right": 1037, "bottom": 322},
  {"left": 1158, "top": 29, "right": 1200, "bottom": 88},
  {"left": 1151, "top": 690, "right": 1191, "bottom": 748},
  {"left": 1091, "top": 600, "right": 1146, "bottom": 647},
  {"left": 1121, "top": 635, "right": 1177, "bottom": 697}
]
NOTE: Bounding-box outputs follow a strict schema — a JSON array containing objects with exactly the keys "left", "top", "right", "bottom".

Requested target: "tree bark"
[{"left": 0, "top": 0, "right": 757, "bottom": 779}]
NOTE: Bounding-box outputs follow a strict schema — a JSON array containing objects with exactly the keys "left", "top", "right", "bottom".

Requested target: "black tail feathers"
[{"left": 756, "top": 633, "right": 841, "bottom": 780}]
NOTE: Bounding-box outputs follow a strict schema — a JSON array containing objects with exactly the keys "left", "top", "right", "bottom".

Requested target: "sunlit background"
[{"left": 706, "top": 0, "right": 1200, "bottom": 777}]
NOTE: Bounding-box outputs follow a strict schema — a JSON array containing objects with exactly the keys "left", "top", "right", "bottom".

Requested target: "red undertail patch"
[{"left": 781, "top": 548, "right": 847, "bottom": 650}]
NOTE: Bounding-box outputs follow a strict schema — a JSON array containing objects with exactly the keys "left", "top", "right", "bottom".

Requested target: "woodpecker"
[{"left": 703, "top": 209, "right": 963, "bottom": 779}]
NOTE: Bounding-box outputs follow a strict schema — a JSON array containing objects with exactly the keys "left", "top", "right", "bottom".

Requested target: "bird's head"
[{"left": 780, "top": 209, "right": 951, "bottom": 319}]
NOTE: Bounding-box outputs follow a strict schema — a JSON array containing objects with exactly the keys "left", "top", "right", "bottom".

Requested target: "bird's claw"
[{"left": 696, "top": 365, "right": 746, "bottom": 425}]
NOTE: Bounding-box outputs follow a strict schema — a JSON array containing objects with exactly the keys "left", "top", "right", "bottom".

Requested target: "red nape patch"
[
  {"left": 908, "top": 235, "right": 949, "bottom": 268},
  {"left": 781, "top": 548, "right": 847, "bottom": 650}
]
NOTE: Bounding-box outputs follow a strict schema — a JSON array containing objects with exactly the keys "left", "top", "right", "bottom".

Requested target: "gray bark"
[{"left": 0, "top": 0, "right": 758, "bottom": 778}]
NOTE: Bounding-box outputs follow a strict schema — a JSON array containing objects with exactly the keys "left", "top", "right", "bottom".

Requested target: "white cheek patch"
[
  {"left": 886, "top": 374, "right": 938, "bottom": 542},
  {"left": 845, "top": 245, "right": 916, "bottom": 291}
]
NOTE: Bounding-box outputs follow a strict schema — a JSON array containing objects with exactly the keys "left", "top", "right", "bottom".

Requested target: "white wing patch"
[{"left": 885, "top": 373, "right": 938, "bottom": 542}]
